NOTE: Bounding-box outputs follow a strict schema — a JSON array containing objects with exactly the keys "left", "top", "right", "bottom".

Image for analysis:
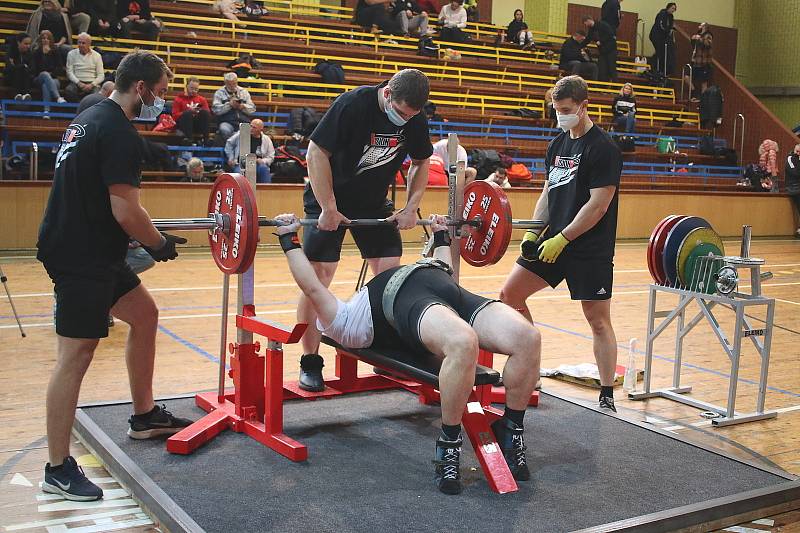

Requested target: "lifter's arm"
[
  {"left": 108, "top": 184, "right": 164, "bottom": 248},
  {"left": 274, "top": 215, "right": 340, "bottom": 327},
  {"left": 429, "top": 215, "right": 454, "bottom": 267}
]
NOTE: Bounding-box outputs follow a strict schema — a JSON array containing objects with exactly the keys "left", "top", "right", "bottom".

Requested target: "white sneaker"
[
  {"left": 14, "top": 94, "right": 23, "bottom": 100},
  {"left": 21, "top": 93, "right": 31, "bottom": 101},
  {"left": 57, "top": 97, "right": 67, "bottom": 103}
]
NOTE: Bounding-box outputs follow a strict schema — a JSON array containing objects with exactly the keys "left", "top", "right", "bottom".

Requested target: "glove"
[
  {"left": 537, "top": 232, "right": 570, "bottom": 264},
  {"left": 143, "top": 233, "right": 187, "bottom": 262},
  {"left": 519, "top": 229, "right": 543, "bottom": 262}
]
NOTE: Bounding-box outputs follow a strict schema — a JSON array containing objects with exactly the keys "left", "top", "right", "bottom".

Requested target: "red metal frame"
[{"left": 167, "top": 314, "right": 533, "bottom": 494}]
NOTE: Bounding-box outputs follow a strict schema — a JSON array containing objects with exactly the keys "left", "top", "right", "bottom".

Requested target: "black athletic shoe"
[
  {"left": 298, "top": 353, "right": 325, "bottom": 392},
  {"left": 127, "top": 404, "right": 194, "bottom": 439},
  {"left": 43, "top": 456, "right": 103, "bottom": 501},
  {"left": 599, "top": 395, "right": 617, "bottom": 412},
  {"left": 433, "top": 435, "right": 463, "bottom": 495},
  {"left": 107, "top": 315, "right": 114, "bottom": 328},
  {"left": 491, "top": 417, "right": 530, "bottom": 481}
]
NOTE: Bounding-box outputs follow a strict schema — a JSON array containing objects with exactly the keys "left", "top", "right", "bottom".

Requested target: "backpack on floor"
[
  {"left": 418, "top": 36, "right": 439, "bottom": 57},
  {"left": 698, "top": 135, "right": 715, "bottom": 155},
  {"left": 507, "top": 163, "right": 532, "bottom": 181}
]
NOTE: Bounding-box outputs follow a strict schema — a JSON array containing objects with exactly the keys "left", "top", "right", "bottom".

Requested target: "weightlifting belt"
[{"left": 382, "top": 258, "right": 454, "bottom": 329}]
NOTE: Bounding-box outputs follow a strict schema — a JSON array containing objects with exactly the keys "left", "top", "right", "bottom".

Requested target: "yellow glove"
[
  {"left": 519, "top": 229, "right": 542, "bottom": 262},
  {"left": 538, "top": 232, "right": 570, "bottom": 263}
]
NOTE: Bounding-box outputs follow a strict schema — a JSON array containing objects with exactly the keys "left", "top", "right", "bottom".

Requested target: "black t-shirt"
[
  {"left": 365, "top": 266, "right": 405, "bottom": 349},
  {"left": 305, "top": 82, "right": 432, "bottom": 213},
  {"left": 37, "top": 98, "right": 142, "bottom": 266},
  {"left": 543, "top": 125, "right": 621, "bottom": 259}
]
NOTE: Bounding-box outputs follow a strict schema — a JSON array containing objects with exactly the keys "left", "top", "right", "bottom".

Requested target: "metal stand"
[
  {"left": 0, "top": 263, "right": 26, "bottom": 337},
  {"left": 630, "top": 227, "right": 777, "bottom": 427}
]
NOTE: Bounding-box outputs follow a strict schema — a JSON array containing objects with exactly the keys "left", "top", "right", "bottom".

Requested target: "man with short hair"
[
  {"left": 275, "top": 213, "right": 540, "bottom": 494},
  {"left": 76, "top": 79, "right": 113, "bottom": 113},
  {"left": 37, "top": 50, "right": 193, "bottom": 502},
  {"left": 212, "top": 72, "right": 256, "bottom": 142},
  {"left": 225, "top": 118, "right": 275, "bottom": 183},
  {"left": 64, "top": 32, "right": 103, "bottom": 101},
  {"left": 296, "top": 69, "right": 432, "bottom": 392},
  {"left": 500, "top": 75, "right": 622, "bottom": 413},
  {"left": 583, "top": 15, "right": 617, "bottom": 82},
  {"left": 172, "top": 76, "right": 211, "bottom": 144},
  {"left": 182, "top": 157, "right": 206, "bottom": 182},
  {"left": 559, "top": 30, "right": 598, "bottom": 80}
]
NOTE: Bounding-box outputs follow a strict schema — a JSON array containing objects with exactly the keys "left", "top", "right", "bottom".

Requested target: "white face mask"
[
  {"left": 556, "top": 103, "right": 584, "bottom": 132},
  {"left": 138, "top": 88, "right": 165, "bottom": 121}
]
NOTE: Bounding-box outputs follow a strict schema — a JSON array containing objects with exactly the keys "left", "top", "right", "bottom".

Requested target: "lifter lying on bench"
[{"left": 274, "top": 213, "right": 541, "bottom": 495}]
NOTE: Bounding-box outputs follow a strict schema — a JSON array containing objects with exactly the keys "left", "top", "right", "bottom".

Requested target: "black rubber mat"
[{"left": 78, "top": 391, "right": 792, "bottom": 533}]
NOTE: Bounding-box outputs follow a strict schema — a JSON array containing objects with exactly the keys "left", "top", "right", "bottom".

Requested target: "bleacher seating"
[{"left": 0, "top": 0, "right": 743, "bottom": 192}]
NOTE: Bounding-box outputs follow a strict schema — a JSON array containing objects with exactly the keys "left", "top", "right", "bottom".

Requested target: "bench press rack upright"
[
  {"left": 166, "top": 130, "right": 535, "bottom": 494},
  {"left": 629, "top": 226, "right": 778, "bottom": 426}
]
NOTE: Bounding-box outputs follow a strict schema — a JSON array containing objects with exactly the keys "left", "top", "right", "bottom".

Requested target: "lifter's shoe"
[
  {"left": 599, "top": 395, "right": 617, "bottom": 413},
  {"left": 433, "top": 435, "right": 463, "bottom": 495},
  {"left": 491, "top": 417, "right": 530, "bottom": 481},
  {"left": 43, "top": 456, "right": 103, "bottom": 501},
  {"left": 127, "top": 404, "right": 194, "bottom": 439},
  {"left": 298, "top": 353, "right": 325, "bottom": 392}
]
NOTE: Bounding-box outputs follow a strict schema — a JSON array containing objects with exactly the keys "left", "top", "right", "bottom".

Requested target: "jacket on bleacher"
[{"left": 172, "top": 92, "right": 210, "bottom": 120}]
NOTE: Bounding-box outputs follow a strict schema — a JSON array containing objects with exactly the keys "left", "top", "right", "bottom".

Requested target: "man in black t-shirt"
[
  {"left": 275, "top": 213, "right": 540, "bottom": 494},
  {"left": 297, "top": 69, "right": 433, "bottom": 392},
  {"left": 37, "top": 51, "right": 192, "bottom": 502},
  {"left": 500, "top": 76, "right": 623, "bottom": 413},
  {"left": 583, "top": 16, "right": 617, "bottom": 82}
]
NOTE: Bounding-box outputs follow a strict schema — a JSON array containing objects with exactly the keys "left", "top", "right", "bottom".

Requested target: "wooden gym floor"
[{"left": 1, "top": 237, "right": 799, "bottom": 532}]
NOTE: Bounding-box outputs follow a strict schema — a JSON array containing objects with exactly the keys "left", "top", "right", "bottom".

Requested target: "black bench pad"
[{"left": 322, "top": 337, "right": 501, "bottom": 387}]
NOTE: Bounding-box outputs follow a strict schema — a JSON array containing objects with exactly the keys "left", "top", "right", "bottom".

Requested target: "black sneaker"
[
  {"left": 128, "top": 404, "right": 193, "bottom": 439},
  {"left": 43, "top": 456, "right": 103, "bottom": 501},
  {"left": 491, "top": 417, "right": 530, "bottom": 481},
  {"left": 107, "top": 315, "right": 114, "bottom": 328},
  {"left": 433, "top": 435, "right": 463, "bottom": 495},
  {"left": 599, "top": 395, "right": 617, "bottom": 412},
  {"left": 298, "top": 353, "right": 325, "bottom": 392}
]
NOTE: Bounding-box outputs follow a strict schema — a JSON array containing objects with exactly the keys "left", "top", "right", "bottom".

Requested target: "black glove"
[
  {"left": 520, "top": 229, "right": 545, "bottom": 262},
  {"left": 143, "top": 233, "right": 187, "bottom": 262}
]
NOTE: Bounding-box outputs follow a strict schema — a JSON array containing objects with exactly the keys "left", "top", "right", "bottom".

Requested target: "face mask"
[
  {"left": 383, "top": 93, "right": 408, "bottom": 127},
  {"left": 138, "top": 88, "right": 165, "bottom": 120},
  {"left": 556, "top": 104, "right": 583, "bottom": 132}
]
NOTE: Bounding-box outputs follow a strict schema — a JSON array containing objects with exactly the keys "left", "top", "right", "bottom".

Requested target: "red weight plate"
[
  {"left": 460, "top": 180, "right": 513, "bottom": 266},
  {"left": 647, "top": 215, "right": 677, "bottom": 283},
  {"left": 207, "top": 173, "right": 259, "bottom": 274},
  {"left": 650, "top": 215, "right": 688, "bottom": 285}
]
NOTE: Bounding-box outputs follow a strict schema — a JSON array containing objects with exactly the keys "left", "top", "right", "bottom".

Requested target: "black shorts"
[
  {"left": 44, "top": 261, "right": 141, "bottom": 339},
  {"left": 391, "top": 267, "right": 497, "bottom": 352},
  {"left": 302, "top": 202, "right": 403, "bottom": 262},
  {"left": 693, "top": 64, "right": 713, "bottom": 82},
  {"left": 516, "top": 254, "right": 614, "bottom": 301}
]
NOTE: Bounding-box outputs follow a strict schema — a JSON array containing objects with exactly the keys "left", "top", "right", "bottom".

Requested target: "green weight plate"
[
  {"left": 676, "top": 227, "right": 725, "bottom": 285},
  {"left": 683, "top": 242, "right": 724, "bottom": 294}
]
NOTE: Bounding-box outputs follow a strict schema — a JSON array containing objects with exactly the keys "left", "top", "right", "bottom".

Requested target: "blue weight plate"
[{"left": 661, "top": 216, "right": 711, "bottom": 286}]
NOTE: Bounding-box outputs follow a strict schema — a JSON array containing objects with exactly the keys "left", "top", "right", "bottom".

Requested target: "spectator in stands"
[
  {"left": 355, "top": 0, "right": 401, "bottom": 35},
  {"left": 544, "top": 87, "right": 556, "bottom": 124},
  {"left": 558, "top": 30, "right": 598, "bottom": 81},
  {"left": 212, "top": 72, "right": 256, "bottom": 142},
  {"left": 438, "top": 0, "right": 470, "bottom": 44},
  {"left": 431, "top": 138, "right": 477, "bottom": 181},
  {"left": 62, "top": 0, "right": 91, "bottom": 34},
  {"left": 786, "top": 144, "right": 800, "bottom": 237},
  {"left": 612, "top": 83, "right": 636, "bottom": 133},
  {"left": 80, "top": 0, "right": 121, "bottom": 37},
  {"left": 3, "top": 33, "right": 34, "bottom": 100},
  {"left": 172, "top": 76, "right": 211, "bottom": 145},
  {"left": 118, "top": 0, "right": 162, "bottom": 40},
  {"left": 225, "top": 118, "right": 275, "bottom": 183},
  {"left": 688, "top": 23, "right": 713, "bottom": 100},
  {"left": 182, "top": 157, "right": 208, "bottom": 182},
  {"left": 76, "top": 80, "right": 113, "bottom": 113},
  {"left": 26, "top": 0, "right": 74, "bottom": 49},
  {"left": 649, "top": 3, "right": 676, "bottom": 76},
  {"left": 485, "top": 166, "right": 511, "bottom": 188},
  {"left": 600, "top": 0, "right": 621, "bottom": 33},
  {"left": 213, "top": 0, "right": 245, "bottom": 25},
  {"left": 583, "top": 15, "right": 617, "bottom": 82},
  {"left": 506, "top": 9, "right": 534, "bottom": 49},
  {"left": 393, "top": 0, "right": 430, "bottom": 37},
  {"left": 64, "top": 33, "right": 103, "bottom": 101},
  {"left": 32, "top": 30, "right": 67, "bottom": 113}
]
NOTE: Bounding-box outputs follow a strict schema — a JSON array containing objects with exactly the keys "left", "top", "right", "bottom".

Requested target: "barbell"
[{"left": 150, "top": 173, "right": 545, "bottom": 274}]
